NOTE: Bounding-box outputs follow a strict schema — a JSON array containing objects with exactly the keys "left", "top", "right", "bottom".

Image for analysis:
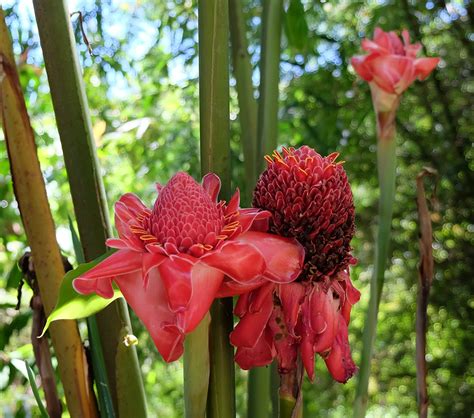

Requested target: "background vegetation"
[{"left": 1, "top": 1, "right": 472, "bottom": 416}]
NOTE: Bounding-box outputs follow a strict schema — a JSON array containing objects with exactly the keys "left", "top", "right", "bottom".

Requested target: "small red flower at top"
[
  {"left": 230, "top": 146, "right": 360, "bottom": 383},
  {"left": 351, "top": 28, "right": 439, "bottom": 139},
  {"left": 73, "top": 172, "right": 304, "bottom": 362}
]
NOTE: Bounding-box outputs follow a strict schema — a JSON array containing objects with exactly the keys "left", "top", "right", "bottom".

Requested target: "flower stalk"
[
  {"left": 198, "top": 1, "right": 234, "bottom": 417},
  {"left": 31, "top": 1, "right": 147, "bottom": 415},
  {"left": 0, "top": 9, "right": 98, "bottom": 417}
]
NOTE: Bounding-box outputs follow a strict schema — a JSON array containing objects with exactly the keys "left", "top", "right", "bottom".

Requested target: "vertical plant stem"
[
  {"left": 415, "top": 169, "right": 436, "bottom": 418},
  {"left": 353, "top": 137, "right": 397, "bottom": 418},
  {"left": 184, "top": 314, "right": 211, "bottom": 418},
  {"left": 279, "top": 359, "right": 303, "bottom": 418},
  {"left": 229, "top": 0, "right": 258, "bottom": 203},
  {"left": 0, "top": 10, "right": 98, "bottom": 417},
  {"left": 257, "top": 0, "right": 283, "bottom": 169},
  {"left": 198, "top": 1, "right": 234, "bottom": 417},
  {"left": 248, "top": 367, "right": 271, "bottom": 418},
  {"left": 31, "top": 2, "right": 146, "bottom": 416},
  {"left": 271, "top": 362, "right": 280, "bottom": 418}
]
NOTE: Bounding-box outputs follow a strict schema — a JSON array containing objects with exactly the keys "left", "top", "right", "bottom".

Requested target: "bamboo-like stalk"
[
  {"left": 31, "top": 2, "right": 147, "bottom": 416},
  {"left": 0, "top": 9, "right": 98, "bottom": 417},
  {"left": 257, "top": 0, "right": 283, "bottom": 169},
  {"left": 198, "top": 1, "right": 234, "bottom": 417},
  {"left": 353, "top": 136, "right": 397, "bottom": 418},
  {"left": 229, "top": 0, "right": 258, "bottom": 203}
]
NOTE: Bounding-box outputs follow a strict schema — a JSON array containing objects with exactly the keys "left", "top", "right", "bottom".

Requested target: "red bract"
[
  {"left": 231, "top": 146, "right": 360, "bottom": 383},
  {"left": 73, "top": 172, "right": 304, "bottom": 362},
  {"left": 351, "top": 28, "right": 439, "bottom": 112}
]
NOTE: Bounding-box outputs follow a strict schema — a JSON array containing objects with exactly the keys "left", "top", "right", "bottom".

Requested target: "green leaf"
[
  {"left": 25, "top": 361, "right": 50, "bottom": 418},
  {"left": 40, "top": 252, "right": 123, "bottom": 337},
  {"left": 284, "top": 0, "right": 308, "bottom": 51},
  {"left": 6, "top": 261, "right": 23, "bottom": 289}
]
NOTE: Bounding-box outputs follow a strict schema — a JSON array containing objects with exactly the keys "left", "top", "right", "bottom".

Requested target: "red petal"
[
  {"left": 114, "top": 270, "right": 184, "bottom": 362},
  {"left": 216, "top": 279, "right": 266, "bottom": 298},
  {"left": 157, "top": 255, "right": 194, "bottom": 312},
  {"left": 230, "top": 284, "right": 274, "bottom": 348},
  {"left": 202, "top": 173, "right": 221, "bottom": 202},
  {"left": 201, "top": 241, "right": 266, "bottom": 284},
  {"left": 226, "top": 189, "right": 240, "bottom": 214},
  {"left": 235, "top": 231, "right": 304, "bottom": 283},
  {"left": 106, "top": 238, "right": 129, "bottom": 250},
  {"left": 179, "top": 262, "right": 224, "bottom": 332},
  {"left": 277, "top": 283, "right": 305, "bottom": 335},
  {"left": 142, "top": 252, "right": 167, "bottom": 287},
  {"left": 301, "top": 334, "right": 316, "bottom": 381},
  {"left": 351, "top": 56, "right": 373, "bottom": 82},
  {"left": 323, "top": 318, "right": 358, "bottom": 383},
  {"left": 238, "top": 209, "right": 271, "bottom": 234},
  {"left": 234, "top": 328, "right": 275, "bottom": 369}
]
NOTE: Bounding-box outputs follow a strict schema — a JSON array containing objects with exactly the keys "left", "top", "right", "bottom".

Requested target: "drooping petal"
[
  {"left": 230, "top": 284, "right": 274, "bottom": 348},
  {"left": 351, "top": 56, "right": 373, "bottom": 81},
  {"left": 114, "top": 270, "right": 184, "bottom": 362},
  {"left": 216, "top": 279, "right": 266, "bottom": 298},
  {"left": 323, "top": 318, "right": 358, "bottom": 383},
  {"left": 179, "top": 262, "right": 224, "bottom": 332},
  {"left": 234, "top": 231, "right": 305, "bottom": 283},
  {"left": 234, "top": 328, "right": 275, "bottom": 369},
  {"left": 277, "top": 283, "right": 306, "bottom": 335},
  {"left": 157, "top": 255, "right": 195, "bottom": 312},
  {"left": 202, "top": 172, "right": 221, "bottom": 202},
  {"left": 238, "top": 208, "right": 271, "bottom": 234}
]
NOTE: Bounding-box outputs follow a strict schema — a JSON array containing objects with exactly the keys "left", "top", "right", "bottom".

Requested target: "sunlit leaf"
[{"left": 285, "top": 0, "right": 308, "bottom": 52}]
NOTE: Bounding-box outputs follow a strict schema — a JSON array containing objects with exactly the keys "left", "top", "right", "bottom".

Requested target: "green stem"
[
  {"left": 271, "top": 362, "right": 280, "bottom": 418},
  {"left": 278, "top": 361, "right": 303, "bottom": 418},
  {"left": 229, "top": 0, "right": 258, "bottom": 203},
  {"left": 257, "top": 0, "right": 283, "bottom": 168},
  {"left": 184, "top": 314, "right": 211, "bottom": 418},
  {"left": 32, "top": 2, "right": 146, "bottom": 416},
  {"left": 198, "top": 1, "right": 234, "bottom": 417},
  {"left": 248, "top": 367, "right": 271, "bottom": 418},
  {"left": 353, "top": 136, "right": 397, "bottom": 418}
]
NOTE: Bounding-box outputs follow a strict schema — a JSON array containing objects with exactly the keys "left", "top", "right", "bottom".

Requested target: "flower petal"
[
  {"left": 234, "top": 328, "right": 275, "bottom": 370},
  {"left": 202, "top": 240, "right": 267, "bottom": 284},
  {"left": 73, "top": 250, "right": 142, "bottom": 298},
  {"left": 414, "top": 57, "right": 440, "bottom": 80},
  {"left": 234, "top": 231, "right": 304, "bottom": 283},
  {"left": 179, "top": 262, "right": 224, "bottom": 332},
  {"left": 202, "top": 172, "right": 221, "bottom": 202},
  {"left": 114, "top": 270, "right": 184, "bottom": 362},
  {"left": 277, "top": 283, "right": 306, "bottom": 335},
  {"left": 323, "top": 318, "right": 358, "bottom": 383},
  {"left": 230, "top": 284, "right": 274, "bottom": 348},
  {"left": 157, "top": 255, "right": 195, "bottom": 312}
]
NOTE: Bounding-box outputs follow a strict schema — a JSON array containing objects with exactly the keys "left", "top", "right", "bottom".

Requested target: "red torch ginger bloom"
[
  {"left": 73, "top": 172, "right": 304, "bottom": 362},
  {"left": 351, "top": 28, "right": 439, "bottom": 140},
  {"left": 231, "top": 146, "right": 361, "bottom": 383}
]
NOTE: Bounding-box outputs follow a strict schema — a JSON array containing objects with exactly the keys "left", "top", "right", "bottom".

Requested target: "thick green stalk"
[
  {"left": 271, "top": 362, "right": 280, "bottom": 418},
  {"left": 353, "top": 136, "right": 397, "bottom": 418},
  {"left": 184, "top": 314, "right": 211, "bottom": 418},
  {"left": 229, "top": 0, "right": 258, "bottom": 203},
  {"left": 257, "top": 0, "right": 283, "bottom": 168},
  {"left": 248, "top": 367, "right": 271, "bottom": 418},
  {"left": 32, "top": 2, "right": 146, "bottom": 416},
  {"left": 198, "top": 1, "right": 234, "bottom": 417}
]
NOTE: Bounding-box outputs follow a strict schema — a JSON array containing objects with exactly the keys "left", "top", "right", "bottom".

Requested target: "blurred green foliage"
[{"left": 0, "top": 0, "right": 472, "bottom": 417}]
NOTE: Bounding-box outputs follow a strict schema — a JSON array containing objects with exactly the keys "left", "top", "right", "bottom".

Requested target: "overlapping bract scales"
[{"left": 253, "top": 145, "right": 355, "bottom": 279}]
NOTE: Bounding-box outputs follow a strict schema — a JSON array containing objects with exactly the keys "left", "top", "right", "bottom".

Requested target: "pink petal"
[
  {"left": 201, "top": 240, "right": 267, "bottom": 284},
  {"left": 238, "top": 209, "right": 271, "bottom": 234},
  {"left": 73, "top": 250, "right": 142, "bottom": 298},
  {"left": 179, "top": 262, "right": 224, "bottom": 332},
  {"left": 300, "top": 333, "right": 316, "bottom": 381},
  {"left": 106, "top": 238, "right": 130, "bottom": 250},
  {"left": 142, "top": 252, "right": 167, "bottom": 287},
  {"left": 114, "top": 270, "right": 185, "bottom": 362},
  {"left": 202, "top": 173, "right": 221, "bottom": 202},
  {"left": 234, "top": 328, "right": 275, "bottom": 370},
  {"left": 216, "top": 279, "right": 266, "bottom": 298},
  {"left": 414, "top": 57, "right": 440, "bottom": 80},
  {"left": 235, "top": 231, "right": 304, "bottom": 284},
  {"left": 226, "top": 189, "right": 240, "bottom": 214},
  {"left": 351, "top": 56, "right": 374, "bottom": 82},
  {"left": 157, "top": 255, "right": 194, "bottom": 312},
  {"left": 230, "top": 284, "right": 274, "bottom": 348},
  {"left": 361, "top": 39, "right": 388, "bottom": 55}
]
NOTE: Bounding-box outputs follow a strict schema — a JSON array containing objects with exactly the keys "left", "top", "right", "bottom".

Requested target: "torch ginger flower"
[
  {"left": 351, "top": 28, "right": 439, "bottom": 140},
  {"left": 73, "top": 172, "right": 304, "bottom": 362},
  {"left": 231, "top": 146, "right": 360, "bottom": 383}
]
